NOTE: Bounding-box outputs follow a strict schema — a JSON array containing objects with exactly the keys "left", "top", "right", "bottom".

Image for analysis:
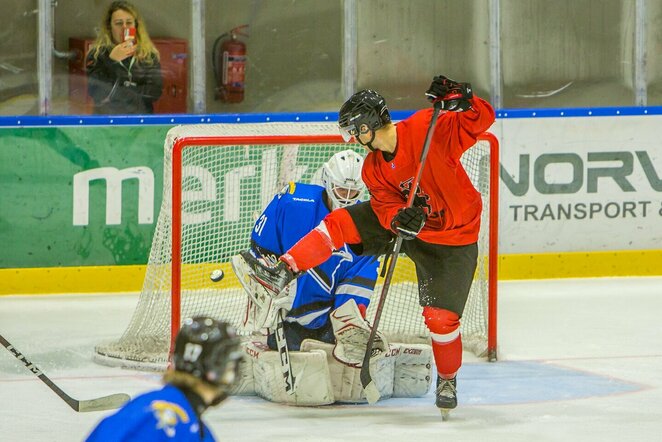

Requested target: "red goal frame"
[{"left": 168, "top": 132, "right": 499, "bottom": 361}]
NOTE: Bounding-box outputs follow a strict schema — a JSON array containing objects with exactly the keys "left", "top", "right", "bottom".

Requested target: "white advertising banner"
[{"left": 493, "top": 115, "right": 662, "bottom": 254}]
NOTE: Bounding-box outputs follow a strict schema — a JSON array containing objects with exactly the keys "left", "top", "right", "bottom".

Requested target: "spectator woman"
[{"left": 86, "top": 1, "right": 163, "bottom": 114}]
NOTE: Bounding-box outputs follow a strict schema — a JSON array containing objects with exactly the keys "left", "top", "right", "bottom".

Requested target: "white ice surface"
[{"left": 1, "top": 277, "right": 661, "bottom": 442}]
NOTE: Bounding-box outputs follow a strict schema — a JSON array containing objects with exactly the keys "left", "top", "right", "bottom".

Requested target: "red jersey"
[{"left": 362, "top": 96, "right": 495, "bottom": 245}]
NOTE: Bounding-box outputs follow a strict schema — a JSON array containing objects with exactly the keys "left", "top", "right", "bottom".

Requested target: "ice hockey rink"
[{"left": 1, "top": 276, "right": 661, "bottom": 442}]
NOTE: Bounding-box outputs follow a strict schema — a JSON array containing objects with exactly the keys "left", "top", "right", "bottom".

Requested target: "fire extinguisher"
[{"left": 212, "top": 25, "right": 249, "bottom": 103}]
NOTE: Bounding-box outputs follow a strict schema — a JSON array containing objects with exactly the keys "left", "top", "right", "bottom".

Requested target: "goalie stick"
[
  {"left": 274, "top": 310, "right": 297, "bottom": 395},
  {"left": 0, "top": 333, "right": 130, "bottom": 412},
  {"left": 360, "top": 100, "right": 444, "bottom": 404}
]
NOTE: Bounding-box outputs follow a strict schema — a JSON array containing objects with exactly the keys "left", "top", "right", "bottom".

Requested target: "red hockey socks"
[{"left": 422, "top": 306, "right": 462, "bottom": 378}]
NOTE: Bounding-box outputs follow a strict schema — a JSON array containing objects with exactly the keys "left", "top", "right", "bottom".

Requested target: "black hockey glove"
[
  {"left": 390, "top": 207, "right": 426, "bottom": 240},
  {"left": 425, "top": 75, "right": 473, "bottom": 112}
]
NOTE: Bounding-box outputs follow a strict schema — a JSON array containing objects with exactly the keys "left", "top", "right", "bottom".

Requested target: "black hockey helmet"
[
  {"left": 338, "top": 89, "right": 391, "bottom": 142},
  {"left": 173, "top": 316, "right": 242, "bottom": 387}
]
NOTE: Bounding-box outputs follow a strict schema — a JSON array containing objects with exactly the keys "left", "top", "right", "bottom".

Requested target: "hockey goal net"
[{"left": 94, "top": 122, "right": 499, "bottom": 371}]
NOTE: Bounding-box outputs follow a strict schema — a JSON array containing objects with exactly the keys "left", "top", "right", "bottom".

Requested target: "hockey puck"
[{"left": 210, "top": 269, "right": 224, "bottom": 282}]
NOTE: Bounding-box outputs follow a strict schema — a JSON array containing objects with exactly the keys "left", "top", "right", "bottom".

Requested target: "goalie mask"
[
  {"left": 338, "top": 89, "right": 391, "bottom": 150},
  {"left": 322, "top": 150, "right": 365, "bottom": 210},
  {"left": 173, "top": 317, "right": 243, "bottom": 388}
]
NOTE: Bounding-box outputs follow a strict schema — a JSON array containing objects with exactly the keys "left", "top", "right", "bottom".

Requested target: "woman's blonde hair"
[{"left": 90, "top": 1, "right": 160, "bottom": 64}]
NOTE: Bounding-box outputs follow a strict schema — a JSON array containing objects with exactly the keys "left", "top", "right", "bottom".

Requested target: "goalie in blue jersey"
[
  {"left": 232, "top": 150, "right": 433, "bottom": 405},
  {"left": 236, "top": 149, "right": 383, "bottom": 361}
]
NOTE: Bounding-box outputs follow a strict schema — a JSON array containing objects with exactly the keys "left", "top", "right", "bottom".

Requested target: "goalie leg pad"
[
  {"left": 330, "top": 299, "right": 388, "bottom": 367},
  {"left": 229, "top": 340, "right": 258, "bottom": 396},
  {"left": 391, "top": 343, "right": 434, "bottom": 398},
  {"left": 247, "top": 341, "right": 335, "bottom": 406},
  {"left": 302, "top": 339, "right": 394, "bottom": 403}
]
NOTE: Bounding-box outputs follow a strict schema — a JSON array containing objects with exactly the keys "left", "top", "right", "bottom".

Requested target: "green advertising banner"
[
  {"left": 0, "top": 125, "right": 348, "bottom": 272},
  {"left": 0, "top": 126, "right": 170, "bottom": 268},
  {"left": 2, "top": 115, "right": 660, "bottom": 292}
]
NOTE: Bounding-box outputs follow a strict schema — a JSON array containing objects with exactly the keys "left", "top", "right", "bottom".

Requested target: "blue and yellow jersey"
[{"left": 86, "top": 385, "right": 216, "bottom": 441}]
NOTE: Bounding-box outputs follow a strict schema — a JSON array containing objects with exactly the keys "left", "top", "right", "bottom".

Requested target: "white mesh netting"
[{"left": 94, "top": 122, "right": 496, "bottom": 370}]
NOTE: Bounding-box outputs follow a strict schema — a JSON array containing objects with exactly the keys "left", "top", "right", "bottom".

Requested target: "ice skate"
[{"left": 435, "top": 376, "right": 457, "bottom": 420}]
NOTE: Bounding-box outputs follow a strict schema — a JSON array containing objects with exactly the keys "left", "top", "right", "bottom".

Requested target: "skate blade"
[{"left": 439, "top": 408, "right": 451, "bottom": 421}]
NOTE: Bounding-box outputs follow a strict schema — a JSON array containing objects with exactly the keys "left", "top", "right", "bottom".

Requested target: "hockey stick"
[
  {"left": 274, "top": 310, "right": 297, "bottom": 395},
  {"left": 360, "top": 100, "right": 444, "bottom": 404},
  {"left": 0, "top": 333, "right": 130, "bottom": 412}
]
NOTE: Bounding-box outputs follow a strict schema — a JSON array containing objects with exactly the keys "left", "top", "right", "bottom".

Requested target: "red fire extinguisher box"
[
  {"left": 212, "top": 25, "right": 248, "bottom": 104},
  {"left": 68, "top": 37, "right": 188, "bottom": 114}
]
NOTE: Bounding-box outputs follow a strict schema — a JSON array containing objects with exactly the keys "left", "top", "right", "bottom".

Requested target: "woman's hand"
[{"left": 109, "top": 42, "right": 136, "bottom": 62}]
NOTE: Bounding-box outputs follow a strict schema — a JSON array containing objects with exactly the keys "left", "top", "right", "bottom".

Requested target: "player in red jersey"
[{"left": 235, "top": 75, "right": 495, "bottom": 413}]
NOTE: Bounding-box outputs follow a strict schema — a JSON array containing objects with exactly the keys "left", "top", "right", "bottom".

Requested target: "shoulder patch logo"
[{"left": 150, "top": 400, "right": 190, "bottom": 437}]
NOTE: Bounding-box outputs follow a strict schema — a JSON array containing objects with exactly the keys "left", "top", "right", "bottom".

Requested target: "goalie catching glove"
[
  {"left": 390, "top": 206, "right": 426, "bottom": 240},
  {"left": 234, "top": 250, "right": 298, "bottom": 298},
  {"left": 425, "top": 75, "right": 473, "bottom": 112},
  {"left": 330, "top": 299, "right": 388, "bottom": 367},
  {"left": 231, "top": 251, "right": 298, "bottom": 329}
]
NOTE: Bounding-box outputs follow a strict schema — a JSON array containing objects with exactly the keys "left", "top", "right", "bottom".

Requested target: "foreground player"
[
  {"left": 234, "top": 150, "right": 383, "bottom": 365},
  {"left": 86, "top": 317, "right": 242, "bottom": 441},
  {"left": 236, "top": 75, "right": 495, "bottom": 415}
]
